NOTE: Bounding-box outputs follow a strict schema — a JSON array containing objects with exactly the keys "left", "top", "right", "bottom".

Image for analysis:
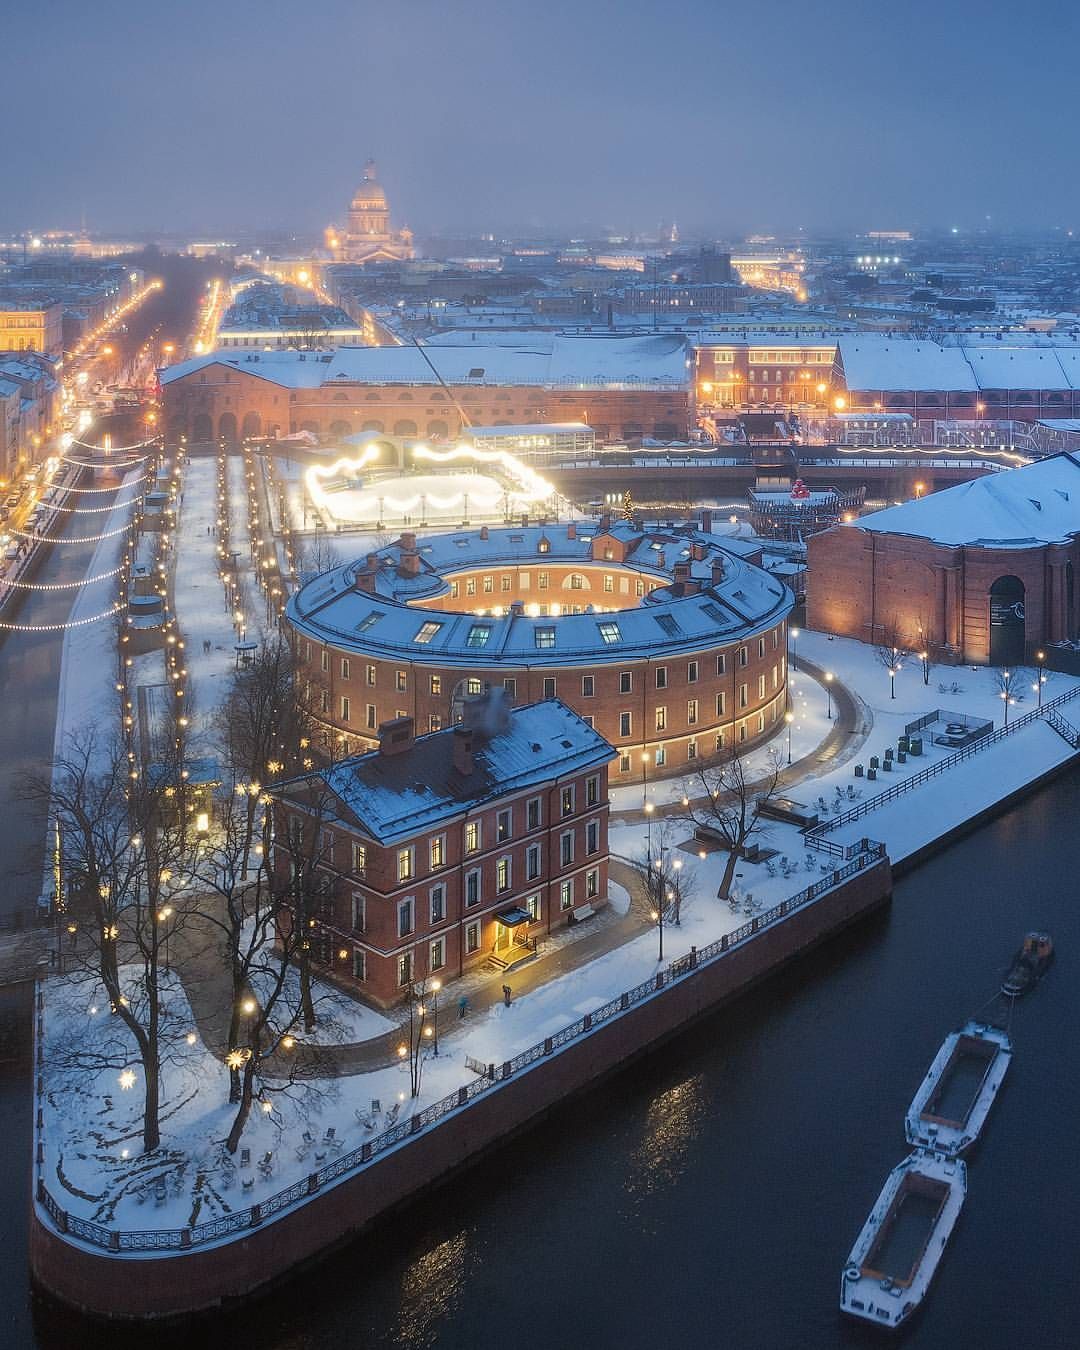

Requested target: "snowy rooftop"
[
  {"left": 850, "top": 453, "right": 1080, "bottom": 547},
  {"left": 283, "top": 700, "right": 615, "bottom": 843},
  {"left": 287, "top": 523, "right": 792, "bottom": 664},
  {"left": 160, "top": 334, "right": 691, "bottom": 390},
  {"left": 839, "top": 335, "right": 1080, "bottom": 392}
]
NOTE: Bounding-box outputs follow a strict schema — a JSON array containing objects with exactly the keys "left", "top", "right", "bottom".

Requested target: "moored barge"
[
  {"left": 904, "top": 1020, "right": 1011, "bottom": 1156},
  {"left": 840, "top": 1150, "right": 966, "bottom": 1330}
]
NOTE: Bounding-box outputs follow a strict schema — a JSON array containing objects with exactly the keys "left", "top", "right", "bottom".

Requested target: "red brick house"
[{"left": 271, "top": 692, "right": 616, "bottom": 1007}]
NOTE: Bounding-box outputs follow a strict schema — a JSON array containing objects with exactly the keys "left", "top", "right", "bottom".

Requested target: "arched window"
[
  {"left": 329, "top": 420, "right": 352, "bottom": 436},
  {"left": 218, "top": 412, "right": 238, "bottom": 443},
  {"left": 241, "top": 411, "right": 261, "bottom": 438},
  {"left": 393, "top": 419, "right": 418, "bottom": 436}
]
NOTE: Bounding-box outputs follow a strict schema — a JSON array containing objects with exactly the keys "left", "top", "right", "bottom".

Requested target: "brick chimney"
[
  {"left": 673, "top": 561, "right": 691, "bottom": 585},
  {"left": 378, "top": 715, "right": 415, "bottom": 756},
  {"left": 479, "top": 525, "right": 489, "bottom": 540},
  {"left": 355, "top": 553, "right": 380, "bottom": 593},
  {"left": 711, "top": 557, "right": 725, "bottom": 586},
  {"left": 566, "top": 521, "right": 576, "bottom": 541},
  {"left": 452, "top": 725, "right": 474, "bottom": 776},
  {"left": 397, "top": 532, "right": 420, "bottom": 578},
  {"left": 700, "top": 508, "right": 713, "bottom": 534}
]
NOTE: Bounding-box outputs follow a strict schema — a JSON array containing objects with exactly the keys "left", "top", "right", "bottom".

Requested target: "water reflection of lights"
[
  {"left": 395, "top": 1232, "right": 468, "bottom": 1344},
  {"left": 623, "top": 1075, "right": 707, "bottom": 1206}
]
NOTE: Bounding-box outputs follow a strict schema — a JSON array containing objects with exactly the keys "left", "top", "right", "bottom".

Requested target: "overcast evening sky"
[{"left": 4, "top": 0, "right": 1080, "bottom": 238}]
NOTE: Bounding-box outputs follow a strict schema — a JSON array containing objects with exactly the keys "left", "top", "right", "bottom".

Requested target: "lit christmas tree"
[{"left": 622, "top": 488, "right": 634, "bottom": 522}]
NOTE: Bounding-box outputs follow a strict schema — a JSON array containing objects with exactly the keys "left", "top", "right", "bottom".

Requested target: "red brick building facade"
[
  {"left": 160, "top": 337, "right": 692, "bottom": 447},
  {"left": 807, "top": 455, "right": 1080, "bottom": 664},
  {"left": 285, "top": 522, "right": 794, "bottom": 783},
  {"left": 271, "top": 696, "right": 615, "bottom": 1007}
]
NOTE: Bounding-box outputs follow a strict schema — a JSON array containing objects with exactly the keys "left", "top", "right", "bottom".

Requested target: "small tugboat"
[
  {"left": 1001, "top": 932, "right": 1054, "bottom": 998},
  {"left": 904, "top": 1021, "right": 1011, "bottom": 1157},
  {"left": 840, "top": 1151, "right": 966, "bottom": 1330}
]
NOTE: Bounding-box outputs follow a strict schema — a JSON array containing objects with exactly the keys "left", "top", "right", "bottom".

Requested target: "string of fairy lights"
[{"left": 0, "top": 430, "right": 159, "bottom": 632}]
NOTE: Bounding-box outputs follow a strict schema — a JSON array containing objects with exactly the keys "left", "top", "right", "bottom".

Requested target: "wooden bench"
[{"left": 567, "top": 904, "right": 596, "bottom": 925}]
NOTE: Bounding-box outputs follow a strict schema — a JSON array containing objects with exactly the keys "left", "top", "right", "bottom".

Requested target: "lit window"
[
  {"left": 465, "top": 821, "right": 480, "bottom": 853},
  {"left": 352, "top": 843, "right": 367, "bottom": 874},
  {"left": 466, "top": 624, "right": 491, "bottom": 648},
  {"left": 598, "top": 621, "right": 622, "bottom": 644},
  {"left": 397, "top": 848, "right": 413, "bottom": 882},
  {"left": 430, "top": 835, "right": 445, "bottom": 869},
  {"left": 414, "top": 621, "right": 442, "bottom": 645},
  {"left": 535, "top": 627, "right": 556, "bottom": 649}
]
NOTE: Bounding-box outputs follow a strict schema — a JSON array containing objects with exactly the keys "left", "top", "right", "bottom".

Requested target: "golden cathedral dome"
[{"left": 350, "top": 159, "right": 387, "bottom": 211}]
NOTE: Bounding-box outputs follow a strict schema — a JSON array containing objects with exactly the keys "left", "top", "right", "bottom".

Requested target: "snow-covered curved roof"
[{"left": 287, "top": 523, "right": 793, "bottom": 666}]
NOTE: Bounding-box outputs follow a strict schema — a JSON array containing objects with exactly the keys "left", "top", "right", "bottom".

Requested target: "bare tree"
[
  {"left": 681, "top": 747, "right": 784, "bottom": 902},
  {"left": 625, "top": 822, "right": 697, "bottom": 960},
  {"left": 214, "top": 634, "right": 315, "bottom": 869},
  {"left": 914, "top": 615, "right": 934, "bottom": 686},
  {"left": 875, "top": 618, "right": 908, "bottom": 699},
  {"left": 185, "top": 792, "right": 323, "bottom": 1152},
  {"left": 293, "top": 529, "right": 341, "bottom": 580},
  {"left": 993, "top": 667, "right": 1025, "bottom": 725},
  {"left": 24, "top": 736, "right": 197, "bottom": 1154}
]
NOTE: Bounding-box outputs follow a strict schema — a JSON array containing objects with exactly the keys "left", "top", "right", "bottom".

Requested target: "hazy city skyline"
[{"left": 5, "top": 0, "right": 1080, "bottom": 238}]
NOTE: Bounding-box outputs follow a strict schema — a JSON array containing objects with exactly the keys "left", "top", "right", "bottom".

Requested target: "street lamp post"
[
  {"left": 785, "top": 710, "right": 794, "bottom": 764},
  {"left": 430, "top": 978, "right": 441, "bottom": 1056},
  {"left": 1036, "top": 650, "right": 1045, "bottom": 708},
  {"left": 825, "top": 671, "right": 834, "bottom": 720},
  {"left": 790, "top": 626, "right": 799, "bottom": 673}
]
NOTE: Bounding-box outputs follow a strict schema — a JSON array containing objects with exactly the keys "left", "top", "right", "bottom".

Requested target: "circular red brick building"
[{"left": 286, "top": 519, "right": 795, "bottom": 781}]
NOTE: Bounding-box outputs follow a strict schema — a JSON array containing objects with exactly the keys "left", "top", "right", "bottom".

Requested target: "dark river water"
[{"left": 2, "top": 607, "right": 1077, "bottom": 1347}]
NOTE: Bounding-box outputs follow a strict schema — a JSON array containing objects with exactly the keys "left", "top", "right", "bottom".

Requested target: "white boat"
[
  {"left": 904, "top": 1020, "right": 1011, "bottom": 1157},
  {"left": 840, "top": 1150, "right": 966, "bottom": 1330}
]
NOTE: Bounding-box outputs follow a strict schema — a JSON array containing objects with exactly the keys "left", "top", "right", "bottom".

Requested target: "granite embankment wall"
[{"left": 31, "top": 851, "right": 891, "bottom": 1321}]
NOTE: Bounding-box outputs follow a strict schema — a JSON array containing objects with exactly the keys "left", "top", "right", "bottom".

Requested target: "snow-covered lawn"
[{"left": 247, "top": 963, "right": 397, "bottom": 1046}]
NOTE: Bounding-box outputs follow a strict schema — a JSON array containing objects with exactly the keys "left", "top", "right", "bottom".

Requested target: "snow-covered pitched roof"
[
  {"left": 838, "top": 336, "right": 978, "bottom": 392},
  {"left": 160, "top": 334, "right": 690, "bottom": 390},
  {"left": 291, "top": 700, "right": 615, "bottom": 843},
  {"left": 963, "top": 347, "right": 1073, "bottom": 391},
  {"left": 851, "top": 453, "right": 1080, "bottom": 547}
]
